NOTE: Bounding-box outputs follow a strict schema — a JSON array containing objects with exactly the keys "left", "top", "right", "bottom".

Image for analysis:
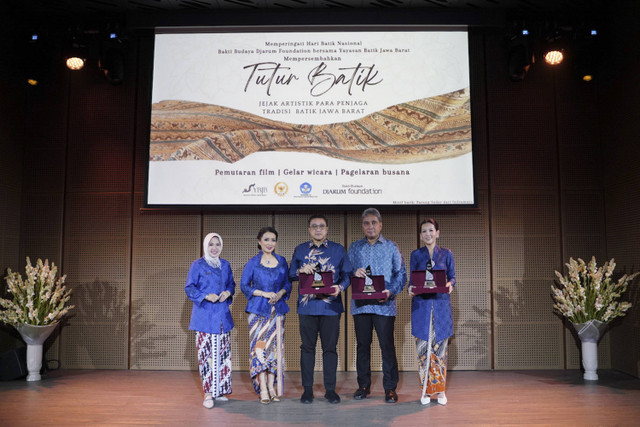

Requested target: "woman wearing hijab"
[
  {"left": 240, "top": 226, "right": 292, "bottom": 404},
  {"left": 408, "top": 219, "right": 456, "bottom": 406},
  {"left": 185, "top": 233, "right": 236, "bottom": 409}
]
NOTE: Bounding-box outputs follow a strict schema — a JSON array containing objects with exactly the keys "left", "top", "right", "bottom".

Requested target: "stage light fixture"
[
  {"left": 24, "top": 32, "right": 49, "bottom": 86},
  {"left": 99, "top": 30, "right": 126, "bottom": 85},
  {"left": 66, "top": 56, "right": 85, "bottom": 70},
  {"left": 99, "top": 47, "right": 124, "bottom": 84},
  {"left": 544, "top": 49, "right": 564, "bottom": 65},
  {"left": 64, "top": 34, "right": 87, "bottom": 71},
  {"left": 574, "top": 27, "right": 599, "bottom": 82},
  {"left": 507, "top": 26, "right": 534, "bottom": 82}
]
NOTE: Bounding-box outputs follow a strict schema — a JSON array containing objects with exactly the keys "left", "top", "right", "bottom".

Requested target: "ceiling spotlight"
[
  {"left": 66, "top": 56, "right": 85, "bottom": 70},
  {"left": 65, "top": 33, "right": 87, "bottom": 71},
  {"left": 544, "top": 50, "right": 564, "bottom": 65}
]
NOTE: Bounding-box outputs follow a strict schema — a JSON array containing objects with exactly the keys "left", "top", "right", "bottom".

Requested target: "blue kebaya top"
[
  {"left": 348, "top": 235, "right": 407, "bottom": 316},
  {"left": 241, "top": 252, "right": 292, "bottom": 317},
  {"left": 409, "top": 245, "right": 456, "bottom": 342},
  {"left": 289, "top": 239, "right": 352, "bottom": 316},
  {"left": 185, "top": 257, "right": 236, "bottom": 334}
]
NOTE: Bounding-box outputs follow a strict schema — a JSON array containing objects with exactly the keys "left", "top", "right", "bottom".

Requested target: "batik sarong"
[
  {"left": 416, "top": 309, "right": 448, "bottom": 395},
  {"left": 196, "top": 330, "right": 232, "bottom": 397},
  {"left": 248, "top": 308, "right": 285, "bottom": 394}
]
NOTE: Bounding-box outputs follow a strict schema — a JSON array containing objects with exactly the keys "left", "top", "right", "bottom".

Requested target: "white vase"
[
  {"left": 15, "top": 322, "right": 59, "bottom": 381},
  {"left": 572, "top": 320, "right": 607, "bottom": 381}
]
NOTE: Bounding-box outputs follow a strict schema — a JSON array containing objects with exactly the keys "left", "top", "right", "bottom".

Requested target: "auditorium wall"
[
  {"left": 601, "top": 1, "right": 640, "bottom": 378},
  {"left": 1, "top": 18, "right": 637, "bottom": 376}
]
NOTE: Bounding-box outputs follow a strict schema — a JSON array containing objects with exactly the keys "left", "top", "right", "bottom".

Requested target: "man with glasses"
[
  {"left": 289, "top": 214, "right": 352, "bottom": 404},
  {"left": 348, "top": 207, "right": 407, "bottom": 404}
]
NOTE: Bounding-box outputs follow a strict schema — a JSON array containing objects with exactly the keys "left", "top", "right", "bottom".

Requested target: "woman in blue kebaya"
[
  {"left": 185, "top": 232, "right": 236, "bottom": 409},
  {"left": 408, "top": 219, "right": 456, "bottom": 406},
  {"left": 241, "top": 227, "right": 292, "bottom": 404}
]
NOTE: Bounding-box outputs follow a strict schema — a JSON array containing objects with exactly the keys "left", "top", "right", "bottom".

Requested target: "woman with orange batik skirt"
[{"left": 408, "top": 219, "right": 456, "bottom": 406}]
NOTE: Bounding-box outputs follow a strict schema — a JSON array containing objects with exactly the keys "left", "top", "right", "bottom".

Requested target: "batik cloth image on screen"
[{"left": 147, "top": 30, "right": 474, "bottom": 207}]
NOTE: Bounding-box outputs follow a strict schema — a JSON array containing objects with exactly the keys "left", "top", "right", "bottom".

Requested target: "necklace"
[{"left": 263, "top": 255, "right": 275, "bottom": 265}]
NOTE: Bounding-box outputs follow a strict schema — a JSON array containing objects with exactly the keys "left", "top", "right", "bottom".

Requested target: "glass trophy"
[
  {"left": 423, "top": 259, "right": 436, "bottom": 289},
  {"left": 312, "top": 264, "right": 324, "bottom": 288},
  {"left": 363, "top": 265, "right": 376, "bottom": 293}
]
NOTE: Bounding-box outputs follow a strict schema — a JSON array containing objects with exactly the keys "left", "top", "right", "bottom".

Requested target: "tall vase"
[
  {"left": 572, "top": 320, "right": 607, "bottom": 381},
  {"left": 15, "top": 322, "right": 59, "bottom": 381}
]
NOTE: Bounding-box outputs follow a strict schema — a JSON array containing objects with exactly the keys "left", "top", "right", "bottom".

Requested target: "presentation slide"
[{"left": 147, "top": 30, "right": 474, "bottom": 207}]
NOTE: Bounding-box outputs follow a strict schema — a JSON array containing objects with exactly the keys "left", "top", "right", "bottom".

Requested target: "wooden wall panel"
[
  {"left": 60, "top": 193, "right": 131, "bottom": 369},
  {"left": 5, "top": 29, "right": 625, "bottom": 377}
]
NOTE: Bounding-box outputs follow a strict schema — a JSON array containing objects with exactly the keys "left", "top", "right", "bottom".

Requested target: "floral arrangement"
[
  {"left": 0, "top": 257, "right": 74, "bottom": 326},
  {"left": 552, "top": 257, "right": 638, "bottom": 324}
]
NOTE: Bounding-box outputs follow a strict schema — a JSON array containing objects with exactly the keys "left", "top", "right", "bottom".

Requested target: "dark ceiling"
[
  {"left": 8, "top": 0, "right": 606, "bottom": 15},
  {"left": 5, "top": 0, "right": 607, "bottom": 35}
]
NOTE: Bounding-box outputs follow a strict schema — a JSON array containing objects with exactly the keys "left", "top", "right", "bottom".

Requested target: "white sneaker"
[
  {"left": 420, "top": 394, "right": 430, "bottom": 405},
  {"left": 216, "top": 396, "right": 229, "bottom": 402},
  {"left": 203, "top": 395, "right": 215, "bottom": 409},
  {"left": 437, "top": 392, "right": 447, "bottom": 406}
]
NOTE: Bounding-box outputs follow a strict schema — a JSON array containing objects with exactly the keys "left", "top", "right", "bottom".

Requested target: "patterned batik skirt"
[
  {"left": 416, "top": 309, "right": 449, "bottom": 395},
  {"left": 248, "top": 308, "right": 285, "bottom": 394},
  {"left": 196, "top": 330, "right": 232, "bottom": 398}
]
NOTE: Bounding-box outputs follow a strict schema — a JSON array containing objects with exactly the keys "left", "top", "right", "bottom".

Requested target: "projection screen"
[{"left": 147, "top": 29, "right": 474, "bottom": 208}]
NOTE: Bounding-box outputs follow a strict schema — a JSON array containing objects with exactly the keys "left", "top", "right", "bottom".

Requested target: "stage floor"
[{"left": 1, "top": 369, "right": 639, "bottom": 426}]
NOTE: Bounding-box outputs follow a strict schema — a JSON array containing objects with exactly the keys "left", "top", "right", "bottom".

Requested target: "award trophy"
[
  {"left": 362, "top": 265, "right": 376, "bottom": 293},
  {"left": 423, "top": 259, "right": 436, "bottom": 289},
  {"left": 312, "top": 264, "right": 324, "bottom": 288}
]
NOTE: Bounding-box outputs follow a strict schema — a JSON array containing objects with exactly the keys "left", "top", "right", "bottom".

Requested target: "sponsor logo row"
[{"left": 242, "top": 182, "right": 382, "bottom": 197}]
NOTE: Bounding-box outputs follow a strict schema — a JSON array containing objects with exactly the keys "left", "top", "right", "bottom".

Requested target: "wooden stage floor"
[{"left": 1, "top": 369, "right": 639, "bottom": 426}]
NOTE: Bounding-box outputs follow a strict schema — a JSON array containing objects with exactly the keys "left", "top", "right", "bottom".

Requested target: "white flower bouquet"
[
  {"left": 0, "top": 257, "right": 74, "bottom": 326},
  {"left": 552, "top": 257, "right": 638, "bottom": 324}
]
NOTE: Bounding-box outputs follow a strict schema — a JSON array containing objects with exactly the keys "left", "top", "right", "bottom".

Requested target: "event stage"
[{"left": 1, "top": 370, "right": 639, "bottom": 426}]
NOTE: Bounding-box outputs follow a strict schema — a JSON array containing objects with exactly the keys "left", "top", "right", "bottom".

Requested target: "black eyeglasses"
[{"left": 309, "top": 224, "right": 326, "bottom": 229}]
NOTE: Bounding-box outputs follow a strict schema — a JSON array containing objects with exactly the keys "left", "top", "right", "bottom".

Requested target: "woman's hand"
[
  {"left": 408, "top": 285, "right": 415, "bottom": 297},
  {"left": 446, "top": 282, "right": 453, "bottom": 294},
  {"left": 272, "top": 289, "right": 287, "bottom": 304},
  {"left": 256, "top": 290, "right": 278, "bottom": 304},
  {"left": 218, "top": 291, "right": 231, "bottom": 302},
  {"left": 205, "top": 293, "right": 220, "bottom": 303}
]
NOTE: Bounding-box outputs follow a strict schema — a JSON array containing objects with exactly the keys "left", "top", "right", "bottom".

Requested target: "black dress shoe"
[
  {"left": 324, "top": 390, "right": 341, "bottom": 404},
  {"left": 384, "top": 389, "right": 398, "bottom": 403},
  {"left": 353, "top": 386, "right": 370, "bottom": 400},
  {"left": 300, "top": 388, "right": 314, "bottom": 404}
]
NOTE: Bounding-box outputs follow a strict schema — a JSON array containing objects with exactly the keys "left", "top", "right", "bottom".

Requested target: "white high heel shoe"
[
  {"left": 202, "top": 394, "right": 214, "bottom": 409},
  {"left": 437, "top": 392, "right": 447, "bottom": 405}
]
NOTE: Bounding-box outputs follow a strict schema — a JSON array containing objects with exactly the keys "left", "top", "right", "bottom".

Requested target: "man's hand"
[{"left": 377, "top": 289, "right": 391, "bottom": 303}]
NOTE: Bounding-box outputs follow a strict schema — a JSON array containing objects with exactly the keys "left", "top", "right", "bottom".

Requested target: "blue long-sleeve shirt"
[
  {"left": 348, "top": 235, "right": 407, "bottom": 316},
  {"left": 289, "top": 239, "right": 352, "bottom": 316},
  {"left": 409, "top": 245, "right": 456, "bottom": 342},
  {"left": 241, "top": 252, "right": 292, "bottom": 317},
  {"left": 185, "top": 257, "right": 236, "bottom": 334}
]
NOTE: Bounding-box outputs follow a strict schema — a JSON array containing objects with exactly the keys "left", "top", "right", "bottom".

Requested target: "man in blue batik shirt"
[
  {"left": 289, "top": 214, "right": 352, "bottom": 405},
  {"left": 348, "top": 207, "right": 407, "bottom": 404}
]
